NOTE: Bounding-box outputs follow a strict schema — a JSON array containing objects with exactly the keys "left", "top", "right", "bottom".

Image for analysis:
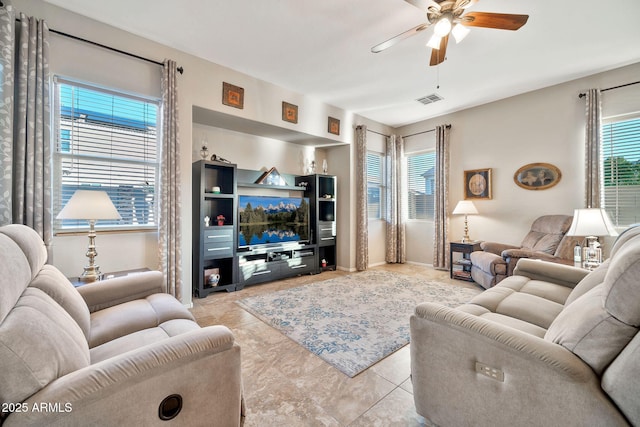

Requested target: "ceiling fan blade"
[
  {"left": 429, "top": 34, "right": 449, "bottom": 66},
  {"left": 371, "top": 22, "right": 430, "bottom": 53},
  {"left": 460, "top": 12, "right": 529, "bottom": 30},
  {"left": 405, "top": 0, "right": 441, "bottom": 12}
]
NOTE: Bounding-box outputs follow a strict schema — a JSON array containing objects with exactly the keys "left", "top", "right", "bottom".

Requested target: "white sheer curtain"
[
  {"left": 433, "top": 125, "right": 450, "bottom": 270},
  {"left": 584, "top": 88, "right": 602, "bottom": 208},
  {"left": 385, "top": 135, "right": 406, "bottom": 263},
  {"left": 355, "top": 125, "right": 368, "bottom": 271},
  {"left": 158, "top": 59, "right": 183, "bottom": 299},
  {"left": 0, "top": 8, "right": 52, "bottom": 250}
]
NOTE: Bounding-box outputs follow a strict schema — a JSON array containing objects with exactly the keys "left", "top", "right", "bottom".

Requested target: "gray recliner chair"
[
  {"left": 0, "top": 224, "right": 243, "bottom": 426},
  {"left": 470, "top": 214, "right": 581, "bottom": 288}
]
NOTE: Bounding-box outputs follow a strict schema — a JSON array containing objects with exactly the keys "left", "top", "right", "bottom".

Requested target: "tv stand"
[{"left": 237, "top": 243, "right": 317, "bottom": 289}]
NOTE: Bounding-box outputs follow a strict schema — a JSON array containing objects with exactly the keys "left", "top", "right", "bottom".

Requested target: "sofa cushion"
[
  {"left": 532, "top": 233, "right": 563, "bottom": 254},
  {"left": 90, "top": 319, "right": 201, "bottom": 363},
  {"left": 545, "top": 284, "right": 637, "bottom": 375},
  {"left": 0, "top": 234, "right": 31, "bottom": 323},
  {"left": 29, "top": 265, "right": 91, "bottom": 339},
  {"left": 603, "top": 235, "right": 640, "bottom": 326},
  {"left": 565, "top": 259, "right": 609, "bottom": 306},
  {"left": 0, "top": 224, "right": 48, "bottom": 280},
  {"left": 467, "top": 276, "right": 567, "bottom": 330},
  {"left": 89, "top": 293, "right": 196, "bottom": 348},
  {"left": 0, "top": 288, "right": 90, "bottom": 405}
]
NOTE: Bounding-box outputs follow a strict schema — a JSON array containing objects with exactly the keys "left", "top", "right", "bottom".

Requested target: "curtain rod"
[
  {"left": 402, "top": 124, "right": 451, "bottom": 139},
  {"left": 367, "top": 128, "right": 391, "bottom": 138},
  {"left": 578, "top": 80, "right": 639, "bottom": 98},
  {"left": 13, "top": 14, "right": 184, "bottom": 74}
]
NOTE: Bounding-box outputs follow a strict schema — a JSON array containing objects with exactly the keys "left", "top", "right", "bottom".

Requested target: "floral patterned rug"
[{"left": 236, "top": 270, "right": 481, "bottom": 377}]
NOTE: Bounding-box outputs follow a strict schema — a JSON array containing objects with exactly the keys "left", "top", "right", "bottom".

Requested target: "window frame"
[
  {"left": 52, "top": 76, "right": 161, "bottom": 234},
  {"left": 405, "top": 149, "right": 436, "bottom": 222},
  {"left": 600, "top": 112, "right": 640, "bottom": 228},
  {"left": 366, "top": 151, "right": 385, "bottom": 221}
]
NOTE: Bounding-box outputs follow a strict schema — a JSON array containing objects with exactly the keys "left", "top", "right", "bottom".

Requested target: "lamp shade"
[
  {"left": 57, "top": 190, "right": 121, "bottom": 221},
  {"left": 566, "top": 208, "right": 618, "bottom": 237},
  {"left": 452, "top": 200, "right": 478, "bottom": 215}
]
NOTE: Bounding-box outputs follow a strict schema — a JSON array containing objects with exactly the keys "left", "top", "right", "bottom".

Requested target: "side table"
[
  {"left": 68, "top": 267, "right": 151, "bottom": 287},
  {"left": 450, "top": 241, "right": 482, "bottom": 282}
]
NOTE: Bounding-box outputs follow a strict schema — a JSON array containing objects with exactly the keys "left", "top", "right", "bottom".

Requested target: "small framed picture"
[
  {"left": 464, "top": 168, "right": 492, "bottom": 200},
  {"left": 282, "top": 102, "right": 298, "bottom": 124},
  {"left": 222, "top": 82, "right": 244, "bottom": 109},
  {"left": 514, "top": 163, "right": 562, "bottom": 190},
  {"left": 328, "top": 117, "right": 340, "bottom": 135}
]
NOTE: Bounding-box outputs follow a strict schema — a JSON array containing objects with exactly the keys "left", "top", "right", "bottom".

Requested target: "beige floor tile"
[{"left": 191, "top": 264, "right": 458, "bottom": 426}]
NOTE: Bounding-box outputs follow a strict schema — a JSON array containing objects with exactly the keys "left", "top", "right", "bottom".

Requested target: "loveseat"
[
  {"left": 411, "top": 224, "right": 640, "bottom": 426},
  {"left": 470, "top": 214, "right": 580, "bottom": 288},
  {"left": 0, "top": 224, "right": 242, "bottom": 426}
]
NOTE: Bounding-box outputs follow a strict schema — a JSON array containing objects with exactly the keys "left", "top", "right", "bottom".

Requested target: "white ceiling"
[{"left": 43, "top": 0, "right": 640, "bottom": 127}]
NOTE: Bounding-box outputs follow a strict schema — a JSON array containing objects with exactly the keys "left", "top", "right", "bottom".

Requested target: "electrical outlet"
[{"left": 475, "top": 361, "right": 504, "bottom": 382}]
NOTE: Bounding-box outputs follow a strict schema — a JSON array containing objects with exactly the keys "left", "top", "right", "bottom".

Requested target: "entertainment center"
[{"left": 192, "top": 159, "right": 337, "bottom": 298}]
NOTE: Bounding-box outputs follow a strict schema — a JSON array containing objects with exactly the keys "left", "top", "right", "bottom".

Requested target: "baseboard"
[
  {"left": 336, "top": 265, "right": 356, "bottom": 272},
  {"left": 368, "top": 261, "right": 387, "bottom": 268},
  {"left": 406, "top": 260, "right": 434, "bottom": 268}
]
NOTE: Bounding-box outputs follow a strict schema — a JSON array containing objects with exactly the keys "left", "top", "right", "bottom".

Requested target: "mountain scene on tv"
[{"left": 238, "top": 196, "right": 310, "bottom": 246}]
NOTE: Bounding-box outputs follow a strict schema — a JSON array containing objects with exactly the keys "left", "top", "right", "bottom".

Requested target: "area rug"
[{"left": 236, "top": 270, "right": 481, "bottom": 377}]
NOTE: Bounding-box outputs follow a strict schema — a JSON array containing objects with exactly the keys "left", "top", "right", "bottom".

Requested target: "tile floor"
[{"left": 190, "top": 263, "right": 480, "bottom": 426}]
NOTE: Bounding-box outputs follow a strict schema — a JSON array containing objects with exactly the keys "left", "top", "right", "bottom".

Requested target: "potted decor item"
[{"left": 216, "top": 214, "right": 225, "bottom": 226}]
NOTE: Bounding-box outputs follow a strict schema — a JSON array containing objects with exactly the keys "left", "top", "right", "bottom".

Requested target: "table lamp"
[
  {"left": 56, "top": 190, "right": 122, "bottom": 282},
  {"left": 566, "top": 208, "right": 618, "bottom": 270},
  {"left": 452, "top": 200, "right": 478, "bottom": 243}
]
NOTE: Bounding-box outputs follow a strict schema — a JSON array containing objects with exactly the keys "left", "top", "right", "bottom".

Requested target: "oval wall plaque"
[{"left": 513, "top": 163, "right": 562, "bottom": 190}]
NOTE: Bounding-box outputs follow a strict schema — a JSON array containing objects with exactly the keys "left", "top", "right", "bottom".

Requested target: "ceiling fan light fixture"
[
  {"left": 433, "top": 16, "right": 452, "bottom": 37},
  {"left": 426, "top": 34, "right": 442, "bottom": 50},
  {"left": 451, "top": 23, "right": 470, "bottom": 43}
]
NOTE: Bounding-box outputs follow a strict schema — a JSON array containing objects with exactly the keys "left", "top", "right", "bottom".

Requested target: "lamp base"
[{"left": 79, "top": 264, "right": 102, "bottom": 283}]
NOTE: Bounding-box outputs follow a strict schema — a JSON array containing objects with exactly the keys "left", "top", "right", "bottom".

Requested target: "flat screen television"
[{"left": 238, "top": 195, "right": 310, "bottom": 248}]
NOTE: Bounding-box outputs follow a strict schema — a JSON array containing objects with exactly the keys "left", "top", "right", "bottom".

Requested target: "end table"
[{"left": 450, "top": 241, "right": 482, "bottom": 282}]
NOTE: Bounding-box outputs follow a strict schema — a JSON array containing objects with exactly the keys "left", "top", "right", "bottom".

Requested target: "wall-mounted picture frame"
[
  {"left": 222, "top": 82, "right": 244, "bottom": 109},
  {"left": 328, "top": 117, "right": 340, "bottom": 135},
  {"left": 464, "top": 168, "right": 492, "bottom": 200},
  {"left": 282, "top": 101, "right": 298, "bottom": 124},
  {"left": 514, "top": 162, "right": 562, "bottom": 190}
]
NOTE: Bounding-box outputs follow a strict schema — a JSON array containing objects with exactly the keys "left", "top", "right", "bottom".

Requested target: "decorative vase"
[{"left": 199, "top": 145, "right": 209, "bottom": 159}]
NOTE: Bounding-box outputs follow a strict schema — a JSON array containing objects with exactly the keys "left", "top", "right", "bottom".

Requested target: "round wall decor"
[{"left": 513, "top": 163, "right": 561, "bottom": 190}]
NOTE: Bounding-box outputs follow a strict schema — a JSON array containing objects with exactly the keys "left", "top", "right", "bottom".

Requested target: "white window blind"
[
  {"left": 53, "top": 77, "right": 160, "bottom": 231},
  {"left": 367, "top": 152, "right": 383, "bottom": 219},
  {"left": 407, "top": 151, "right": 436, "bottom": 220},
  {"left": 602, "top": 116, "right": 640, "bottom": 227}
]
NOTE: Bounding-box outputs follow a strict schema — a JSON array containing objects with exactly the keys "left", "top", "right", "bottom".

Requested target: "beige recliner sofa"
[
  {"left": 0, "top": 224, "right": 242, "bottom": 426},
  {"left": 411, "top": 224, "right": 640, "bottom": 426}
]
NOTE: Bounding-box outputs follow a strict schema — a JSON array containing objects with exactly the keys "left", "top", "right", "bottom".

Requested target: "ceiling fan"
[{"left": 371, "top": 0, "right": 529, "bottom": 65}]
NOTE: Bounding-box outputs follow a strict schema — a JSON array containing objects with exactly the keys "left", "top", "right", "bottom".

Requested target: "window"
[
  {"left": 601, "top": 116, "right": 640, "bottom": 227},
  {"left": 406, "top": 151, "right": 436, "bottom": 220},
  {"left": 53, "top": 77, "right": 160, "bottom": 231},
  {"left": 367, "top": 152, "right": 384, "bottom": 219}
]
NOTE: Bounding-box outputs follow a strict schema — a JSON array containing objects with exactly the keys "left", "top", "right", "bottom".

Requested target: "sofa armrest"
[
  {"left": 410, "top": 302, "right": 627, "bottom": 426},
  {"left": 513, "top": 258, "right": 590, "bottom": 289},
  {"left": 77, "top": 271, "right": 166, "bottom": 312},
  {"left": 480, "top": 241, "right": 520, "bottom": 256},
  {"left": 7, "top": 326, "right": 242, "bottom": 427}
]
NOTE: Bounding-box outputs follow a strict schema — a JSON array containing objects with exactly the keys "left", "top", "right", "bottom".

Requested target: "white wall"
[{"left": 396, "top": 62, "right": 640, "bottom": 257}]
